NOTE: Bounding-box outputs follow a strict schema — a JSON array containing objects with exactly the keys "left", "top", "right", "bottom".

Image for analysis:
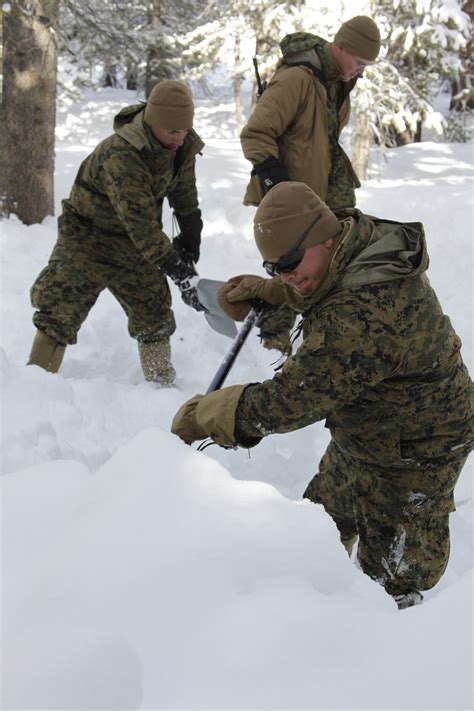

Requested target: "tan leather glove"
[
  {"left": 217, "top": 275, "right": 286, "bottom": 322},
  {"left": 170, "top": 395, "right": 208, "bottom": 444},
  {"left": 171, "top": 384, "right": 248, "bottom": 447}
]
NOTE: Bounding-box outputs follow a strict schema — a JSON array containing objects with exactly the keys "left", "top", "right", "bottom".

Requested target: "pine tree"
[
  {"left": 379, "top": 0, "right": 470, "bottom": 143},
  {"left": 348, "top": 0, "right": 470, "bottom": 178},
  {"left": 181, "top": 0, "right": 305, "bottom": 133},
  {"left": 58, "top": 0, "right": 208, "bottom": 95}
]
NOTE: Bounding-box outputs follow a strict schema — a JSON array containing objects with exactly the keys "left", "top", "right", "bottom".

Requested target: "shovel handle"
[{"left": 206, "top": 305, "right": 265, "bottom": 393}]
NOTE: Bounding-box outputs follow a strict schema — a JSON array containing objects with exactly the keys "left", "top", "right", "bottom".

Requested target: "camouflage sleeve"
[
  {"left": 339, "top": 96, "right": 351, "bottom": 134},
  {"left": 101, "top": 147, "right": 174, "bottom": 266},
  {"left": 167, "top": 156, "right": 199, "bottom": 218},
  {"left": 235, "top": 307, "right": 398, "bottom": 440},
  {"left": 257, "top": 303, "right": 297, "bottom": 339}
]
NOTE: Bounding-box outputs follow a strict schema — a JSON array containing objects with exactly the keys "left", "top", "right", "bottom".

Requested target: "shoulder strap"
[{"left": 288, "top": 60, "right": 326, "bottom": 86}]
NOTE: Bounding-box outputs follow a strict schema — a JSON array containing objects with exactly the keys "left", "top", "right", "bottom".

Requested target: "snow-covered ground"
[{"left": 1, "top": 88, "right": 472, "bottom": 710}]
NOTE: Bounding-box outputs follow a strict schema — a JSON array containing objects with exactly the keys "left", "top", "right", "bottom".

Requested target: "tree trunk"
[
  {"left": 102, "top": 62, "right": 118, "bottom": 88},
  {"left": 145, "top": 0, "right": 174, "bottom": 98},
  {"left": 414, "top": 119, "right": 422, "bottom": 143},
  {"left": 249, "top": 33, "right": 267, "bottom": 116},
  {"left": 395, "top": 127, "right": 417, "bottom": 146},
  {"left": 451, "top": 1, "right": 474, "bottom": 110},
  {"left": 249, "top": 79, "right": 258, "bottom": 115},
  {"left": 383, "top": 125, "right": 415, "bottom": 147},
  {"left": 0, "top": 1, "right": 58, "bottom": 225},
  {"left": 233, "top": 31, "right": 243, "bottom": 135},
  {"left": 126, "top": 62, "right": 138, "bottom": 91},
  {"left": 352, "top": 111, "right": 371, "bottom": 182}
]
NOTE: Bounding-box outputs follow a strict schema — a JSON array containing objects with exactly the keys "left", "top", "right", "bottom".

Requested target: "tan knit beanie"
[
  {"left": 144, "top": 80, "right": 194, "bottom": 130},
  {"left": 254, "top": 182, "right": 342, "bottom": 261},
  {"left": 334, "top": 16, "right": 381, "bottom": 62}
]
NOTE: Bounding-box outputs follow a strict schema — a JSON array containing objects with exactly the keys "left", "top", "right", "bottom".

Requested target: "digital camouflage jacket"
[
  {"left": 236, "top": 211, "right": 473, "bottom": 467},
  {"left": 62, "top": 104, "right": 204, "bottom": 267}
]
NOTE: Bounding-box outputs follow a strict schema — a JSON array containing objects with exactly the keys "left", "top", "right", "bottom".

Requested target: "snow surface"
[{"left": 1, "top": 88, "right": 473, "bottom": 710}]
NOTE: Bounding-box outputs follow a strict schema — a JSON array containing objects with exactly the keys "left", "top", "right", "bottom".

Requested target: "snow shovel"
[
  {"left": 196, "top": 278, "right": 238, "bottom": 339},
  {"left": 205, "top": 304, "right": 266, "bottom": 393}
]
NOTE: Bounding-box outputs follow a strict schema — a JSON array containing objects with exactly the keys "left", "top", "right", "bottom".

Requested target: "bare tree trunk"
[
  {"left": 352, "top": 111, "right": 371, "bottom": 182},
  {"left": 101, "top": 61, "right": 118, "bottom": 88},
  {"left": 249, "top": 32, "right": 267, "bottom": 116},
  {"left": 1, "top": 1, "right": 58, "bottom": 225},
  {"left": 233, "top": 31, "right": 243, "bottom": 135},
  {"left": 126, "top": 62, "right": 139, "bottom": 91},
  {"left": 451, "top": 1, "right": 474, "bottom": 110},
  {"left": 145, "top": 0, "right": 174, "bottom": 98},
  {"left": 249, "top": 79, "right": 258, "bottom": 115}
]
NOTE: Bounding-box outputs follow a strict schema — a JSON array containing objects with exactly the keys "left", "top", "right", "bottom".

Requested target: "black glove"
[
  {"left": 172, "top": 237, "right": 195, "bottom": 271},
  {"left": 253, "top": 157, "right": 289, "bottom": 194},
  {"left": 161, "top": 250, "right": 206, "bottom": 313},
  {"left": 177, "top": 276, "right": 205, "bottom": 312},
  {"left": 173, "top": 209, "right": 203, "bottom": 264}
]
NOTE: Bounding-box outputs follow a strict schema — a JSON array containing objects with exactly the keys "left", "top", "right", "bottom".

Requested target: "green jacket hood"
[
  {"left": 113, "top": 103, "right": 148, "bottom": 149},
  {"left": 335, "top": 211, "right": 429, "bottom": 292},
  {"left": 285, "top": 211, "right": 429, "bottom": 311},
  {"left": 112, "top": 103, "right": 204, "bottom": 154},
  {"left": 279, "top": 34, "right": 344, "bottom": 85}
]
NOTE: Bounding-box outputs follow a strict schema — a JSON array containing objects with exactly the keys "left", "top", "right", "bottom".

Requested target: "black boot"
[{"left": 393, "top": 590, "right": 424, "bottom": 610}]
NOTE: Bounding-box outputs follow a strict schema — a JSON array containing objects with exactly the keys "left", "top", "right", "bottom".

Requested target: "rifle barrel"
[{"left": 252, "top": 55, "right": 265, "bottom": 98}]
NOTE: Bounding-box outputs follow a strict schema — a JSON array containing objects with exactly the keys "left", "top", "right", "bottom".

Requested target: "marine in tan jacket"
[
  {"left": 172, "top": 182, "right": 473, "bottom": 610},
  {"left": 241, "top": 16, "right": 381, "bottom": 210}
]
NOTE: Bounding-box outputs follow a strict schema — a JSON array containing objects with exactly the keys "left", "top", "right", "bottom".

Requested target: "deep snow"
[{"left": 1, "top": 88, "right": 472, "bottom": 710}]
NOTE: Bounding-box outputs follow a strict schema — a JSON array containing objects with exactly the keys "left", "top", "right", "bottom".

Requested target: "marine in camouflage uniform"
[
  {"left": 28, "top": 80, "right": 205, "bottom": 383},
  {"left": 172, "top": 182, "right": 473, "bottom": 609},
  {"left": 240, "top": 16, "right": 381, "bottom": 352}
]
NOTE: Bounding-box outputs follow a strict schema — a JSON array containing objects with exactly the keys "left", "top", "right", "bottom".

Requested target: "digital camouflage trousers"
[
  {"left": 30, "top": 217, "right": 176, "bottom": 346},
  {"left": 304, "top": 439, "right": 467, "bottom": 596}
]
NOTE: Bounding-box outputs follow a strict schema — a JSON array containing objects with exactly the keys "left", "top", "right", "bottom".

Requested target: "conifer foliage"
[{"left": 0, "top": 0, "right": 471, "bottom": 223}]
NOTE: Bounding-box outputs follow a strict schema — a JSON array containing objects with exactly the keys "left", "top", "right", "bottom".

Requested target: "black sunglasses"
[
  {"left": 263, "top": 249, "right": 305, "bottom": 277},
  {"left": 262, "top": 212, "right": 322, "bottom": 277}
]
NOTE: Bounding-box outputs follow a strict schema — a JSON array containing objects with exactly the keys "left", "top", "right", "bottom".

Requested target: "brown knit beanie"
[
  {"left": 144, "top": 80, "right": 194, "bottom": 130},
  {"left": 254, "top": 182, "right": 342, "bottom": 261},
  {"left": 334, "top": 16, "right": 381, "bottom": 62}
]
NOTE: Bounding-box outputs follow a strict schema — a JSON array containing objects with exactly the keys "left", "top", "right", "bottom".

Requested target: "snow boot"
[
  {"left": 341, "top": 533, "right": 358, "bottom": 557},
  {"left": 27, "top": 330, "right": 66, "bottom": 373},
  {"left": 138, "top": 339, "right": 176, "bottom": 385},
  {"left": 393, "top": 590, "right": 424, "bottom": 610}
]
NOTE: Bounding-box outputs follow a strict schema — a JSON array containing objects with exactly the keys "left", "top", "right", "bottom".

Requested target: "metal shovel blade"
[{"left": 197, "top": 278, "right": 238, "bottom": 339}]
